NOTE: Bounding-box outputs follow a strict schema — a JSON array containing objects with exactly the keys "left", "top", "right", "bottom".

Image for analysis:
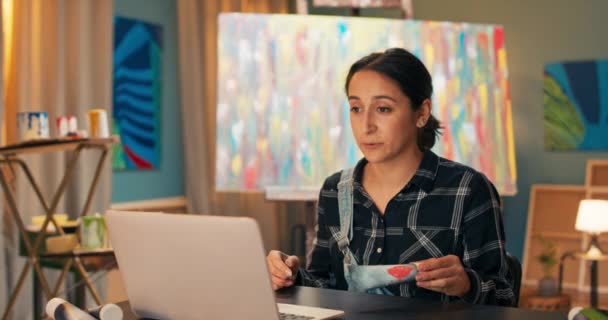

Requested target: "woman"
[{"left": 266, "top": 48, "right": 515, "bottom": 306}]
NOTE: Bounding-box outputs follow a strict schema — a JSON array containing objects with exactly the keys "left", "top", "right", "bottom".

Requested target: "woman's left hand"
[{"left": 414, "top": 255, "right": 471, "bottom": 297}]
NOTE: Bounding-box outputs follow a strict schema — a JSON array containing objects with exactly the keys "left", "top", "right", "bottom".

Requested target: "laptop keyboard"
[{"left": 279, "top": 312, "right": 315, "bottom": 320}]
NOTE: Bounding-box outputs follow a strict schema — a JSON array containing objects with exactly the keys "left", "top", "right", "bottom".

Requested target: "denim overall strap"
[
  {"left": 337, "top": 168, "right": 357, "bottom": 266},
  {"left": 337, "top": 168, "right": 410, "bottom": 296}
]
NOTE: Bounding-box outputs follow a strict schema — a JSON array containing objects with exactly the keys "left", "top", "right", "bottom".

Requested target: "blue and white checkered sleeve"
[
  {"left": 461, "top": 172, "right": 516, "bottom": 307},
  {"left": 296, "top": 183, "right": 333, "bottom": 288}
]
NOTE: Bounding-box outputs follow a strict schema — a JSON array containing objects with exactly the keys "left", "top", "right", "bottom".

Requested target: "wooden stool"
[{"left": 522, "top": 294, "right": 571, "bottom": 312}]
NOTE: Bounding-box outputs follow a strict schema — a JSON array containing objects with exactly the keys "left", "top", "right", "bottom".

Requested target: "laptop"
[{"left": 105, "top": 210, "right": 345, "bottom": 320}]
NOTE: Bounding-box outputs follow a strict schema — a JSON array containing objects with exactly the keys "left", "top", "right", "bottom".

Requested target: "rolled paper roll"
[
  {"left": 88, "top": 303, "right": 123, "bottom": 320},
  {"left": 346, "top": 263, "right": 418, "bottom": 292},
  {"left": 46, "top": 297, "right": 97, "bottom": 320}
]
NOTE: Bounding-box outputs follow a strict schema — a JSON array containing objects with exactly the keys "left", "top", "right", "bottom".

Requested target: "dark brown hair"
[{"left": 345, "top": 48, "right": 442, "bottom": 151}]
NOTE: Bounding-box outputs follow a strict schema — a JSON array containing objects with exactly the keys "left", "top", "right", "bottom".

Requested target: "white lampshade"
[{"left": 575, "top": 199, "right": 608, "bottom": 233}]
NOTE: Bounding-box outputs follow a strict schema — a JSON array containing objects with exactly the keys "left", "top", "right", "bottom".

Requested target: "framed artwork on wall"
[
  {"left": 112, "top": 16, "right": 163, "bottom": 170},
  {"left": 544, "top": 60, "right": 608, "bottom": 151}
]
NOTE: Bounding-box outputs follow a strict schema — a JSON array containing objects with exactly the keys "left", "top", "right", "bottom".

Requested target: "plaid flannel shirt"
[{"left": 297, "top": 150, "right": 515, "bottom": 306}]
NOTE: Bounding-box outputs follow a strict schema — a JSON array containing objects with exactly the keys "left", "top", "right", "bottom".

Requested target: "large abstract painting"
[
  {"left": 112, "top": 16, "right": 162, "bottom": 170},
  {"left": 544, "top": 60, "right": 608, "bottom": 151},
  {"left": 216, "top": 13, "right": 517, "bottom": 195}
]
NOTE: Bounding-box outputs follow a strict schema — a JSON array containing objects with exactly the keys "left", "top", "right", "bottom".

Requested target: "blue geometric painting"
[
  {"left": 112, "top": 16, "right": 162, "bottom": 169},
  {"left": 544, "top": 60, "right": 608, "bottom": 150}
]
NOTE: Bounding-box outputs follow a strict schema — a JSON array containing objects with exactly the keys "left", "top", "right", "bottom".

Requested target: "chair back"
[{"left": 507, "top": 252, "right": 522, "bottom": 307}]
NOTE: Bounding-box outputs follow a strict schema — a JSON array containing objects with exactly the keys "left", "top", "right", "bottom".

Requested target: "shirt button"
[{"left": 377, "top": 247, "right": 383, "bottom": 253}]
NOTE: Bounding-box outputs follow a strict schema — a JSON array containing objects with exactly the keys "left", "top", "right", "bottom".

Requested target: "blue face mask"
[{"left": 344, "top": 263, "right": 418, "bottom": 293}]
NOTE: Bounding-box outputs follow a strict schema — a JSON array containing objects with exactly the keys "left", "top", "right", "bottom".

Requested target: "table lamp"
[{"left": 575, "top": 199, "right": 608, "bottom": 258}]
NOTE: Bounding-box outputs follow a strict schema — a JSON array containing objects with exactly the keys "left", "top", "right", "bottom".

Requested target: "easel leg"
[{"left": 33, "top": 271, "right": 42, "bottom": 320}]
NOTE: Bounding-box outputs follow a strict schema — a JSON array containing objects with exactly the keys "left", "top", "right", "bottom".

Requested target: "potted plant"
[{"left": 535, "top": 235, "right": 559, "bottom": 297}]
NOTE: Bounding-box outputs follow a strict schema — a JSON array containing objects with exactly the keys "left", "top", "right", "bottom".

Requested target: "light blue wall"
[{"left": 112, "top": 0, "right": 184, "bottom": 202}]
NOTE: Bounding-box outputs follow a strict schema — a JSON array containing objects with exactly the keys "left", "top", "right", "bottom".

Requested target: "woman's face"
[{"left": 347, "top": 70, "right": 427, "bottom": 165}]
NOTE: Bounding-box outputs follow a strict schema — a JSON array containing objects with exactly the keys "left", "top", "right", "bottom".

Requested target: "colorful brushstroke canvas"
[
  {"left": 112, "top": 16, "right": 162, "bottom": 170},
  {"left": 216, "top": 13, "right": 517, "bottom": 195},
  {"left": 544, "top": 60, "right": 608, "bottom": 151}
]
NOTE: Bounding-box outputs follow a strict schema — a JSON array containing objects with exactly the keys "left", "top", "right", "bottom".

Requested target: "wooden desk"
[
  {"left": 116, "top": 286, "right": 566, "bottom": 320},
  {"left": 521, "top": 294, "right": 571, "bottom": 312}
]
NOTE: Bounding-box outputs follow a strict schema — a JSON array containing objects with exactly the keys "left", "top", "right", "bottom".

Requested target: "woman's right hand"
[{"left": 266, "top": 250, "right": 300, "bottom": 290}]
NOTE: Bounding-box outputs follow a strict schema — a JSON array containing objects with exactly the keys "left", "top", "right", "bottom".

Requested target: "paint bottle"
[
  {"left": 87, "top": 109, "right": 110, "bottom": 138},
  {"left": 17, "top": 111, "right": 50, "bottom": 142},
  {"left": 81, "top": 213, "right": 108, "bottom": 249}
]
